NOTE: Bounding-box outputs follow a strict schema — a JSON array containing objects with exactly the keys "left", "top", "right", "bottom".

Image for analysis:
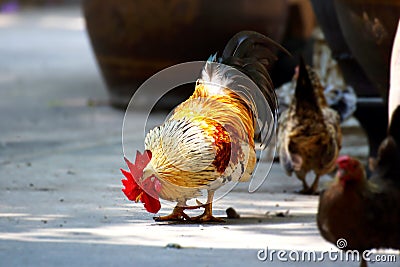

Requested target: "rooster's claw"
[
  {"left": 153, "top": 206, "right": 191, "bottom": 221},
  {"left": 189, "top": 214, "right": 225, "bottom": 223}
]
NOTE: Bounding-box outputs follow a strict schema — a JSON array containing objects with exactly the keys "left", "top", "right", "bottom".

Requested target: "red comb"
[
  {"left": 121, "top": 150, "right": 161, "bottom": 213},
  {"left": 121, "top": 168, "right": 141, "bottom": 201},
  {"left": 336, "top": 155, "right": 351, "bottom": 164},
  {"left": 124, "top": 150, "right": 152, "bottom": 181},
  {"left": 336, "top": 155, "right": 362, "bottom": 171}
]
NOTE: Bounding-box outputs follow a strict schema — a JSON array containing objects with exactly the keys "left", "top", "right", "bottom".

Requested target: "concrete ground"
[{"left": 0, "top": 5, "right": 397, "bottom": 267}]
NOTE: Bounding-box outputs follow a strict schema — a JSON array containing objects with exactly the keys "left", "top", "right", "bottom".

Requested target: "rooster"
[
  {"left": 277, "top": 57, "right": 342, "bottom": 194},
  {"left": 121, "top": 31, "right": 286, "bottom": 222},
  {"left": 317, "top": 106, "right": 400, "bottom": 267}
]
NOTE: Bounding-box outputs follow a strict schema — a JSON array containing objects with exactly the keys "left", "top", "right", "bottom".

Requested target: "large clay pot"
[
  {"left": 334, "top": 0, "right": 400, "bottom": 98},
  {"left": 310, "top": 0, "right": 397, "bottom": 159},
  {"left": 82, "top": 0, "right": 288, "bottom": 109},
  {"left": 310, "top": 0, "right": 379, "bottom": 97}
]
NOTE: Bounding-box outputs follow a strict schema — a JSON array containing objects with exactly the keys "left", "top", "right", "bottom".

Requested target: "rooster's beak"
[{"left": 142, "top": 163, "right": 155, "bottom": 181}]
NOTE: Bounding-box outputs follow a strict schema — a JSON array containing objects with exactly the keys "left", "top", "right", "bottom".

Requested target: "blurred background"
[
  {"left": 1, "top": 0, "right": 398, "bottom": 162},
  {"left": 0, "top": 0, "right": 317, "bottom": 107}
]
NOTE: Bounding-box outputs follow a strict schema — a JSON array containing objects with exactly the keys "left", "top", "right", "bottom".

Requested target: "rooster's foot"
[
  {"left": 153, "top": 206, "right": 191, "bottom": 222},
  {"left": 189, "top": 213, "right": 225, "bottom": 223},
  {"left": 189, "top": 202, "right": 225, "bottom": 223},
  {"left": 178, "top": 199, "right": 206, "bottom": 210}
]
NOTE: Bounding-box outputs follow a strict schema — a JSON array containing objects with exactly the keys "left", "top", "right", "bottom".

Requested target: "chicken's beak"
[
  {"left": 142, "top": 162, "right": 155, "bottom": 181},
  {"left": 337, "top": 168, "right": 346, "bottom": 177}
]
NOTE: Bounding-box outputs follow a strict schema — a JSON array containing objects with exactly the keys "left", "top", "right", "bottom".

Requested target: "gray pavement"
[{"left": 0, "top": 5, "right": 396, "bottom": 267}]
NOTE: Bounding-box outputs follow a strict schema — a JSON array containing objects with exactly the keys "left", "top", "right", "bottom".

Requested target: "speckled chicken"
[
  {"left": 121, "top": 31, "right": 285, "bottom": 222},
  {"left": 277, "top": 57, "right": 342, "bottom": 194}
]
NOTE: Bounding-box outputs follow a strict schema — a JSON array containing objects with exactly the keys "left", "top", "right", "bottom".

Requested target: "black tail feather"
[
  {"left": 221, "top": 31, "right": 288, "bottom": 61},
  {"left": 218, "top": 31, "right": 288, "bottom": 130},
  {"left": 294, "top": 56, "right": 320, "bottom": 113}
]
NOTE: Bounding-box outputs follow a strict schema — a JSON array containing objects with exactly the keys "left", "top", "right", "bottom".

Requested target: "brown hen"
[{"left": 278, "top": 58, "right": 342, "bottom": 194}]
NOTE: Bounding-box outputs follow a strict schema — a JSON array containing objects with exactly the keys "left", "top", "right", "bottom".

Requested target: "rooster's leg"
[
  {"left": 153, "top": 202, "right": 191, "bottom": 222},
  {"left": 189, "top": 190, "right": 225, "bottom": 223}
]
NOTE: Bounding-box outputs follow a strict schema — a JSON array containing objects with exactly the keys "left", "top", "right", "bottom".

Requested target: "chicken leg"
[
  {"left": 153, "top": 205, "right": 191, "bottom": 222},
  {"left": 295, "top": 171, "right": 310, "bottom": 194},
  {"left": 154, "top": 191, "right": 225, "bottom": 223},
  {"left": 301, "top": 174, "right": 320, "bottom": 195},
  {"left": 153, "top": 200, "right": 209, "bottom": 222},
  {"left": 299, "top": 180, "right": 310, "bottom": 194},
  {"left": 309, "top": 174, "right": 320, "bottom": 194},
  {"left": 297, "top": 171, "right": 320, "bottom": 195},
  {"left": 189, "top": 190, "right": 225, "bottom": 223}
]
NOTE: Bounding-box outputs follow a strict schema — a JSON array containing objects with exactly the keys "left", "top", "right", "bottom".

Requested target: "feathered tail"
[
  {"left": 294, "top": 56, "right": 324, "bottom": 114},
  {"left": 200, "top": 31, "right": 288, "bottom": 145},
  {"left": 220, "top": 31, "right": 288, "bottom": 121}
]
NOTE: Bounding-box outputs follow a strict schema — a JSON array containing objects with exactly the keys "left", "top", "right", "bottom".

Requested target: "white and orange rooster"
[{"left": 121, "top": 31, "right": 286, "bottom": 222}]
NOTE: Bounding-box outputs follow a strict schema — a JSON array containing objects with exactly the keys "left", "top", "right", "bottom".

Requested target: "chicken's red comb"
[
  {"left": 121, "top": 150, "right": 161, "bottom": 214},
  {"left": 336, "top": 155, "right": 351, "bottom": 164},
  {"left": 134, "top": 150, "right": 152, "bottom": 169},
  {"left": 123, "top": 150, "right": 152, "bottom": 181},
  {"left": 336, "top": 155, "right": 353, "bottom": 169},
  {"left": 121, "top": 168, "right": 140, "bottom": 201},
  {"left": 336, "top": 155, "right": 362, "bottom": 170}
]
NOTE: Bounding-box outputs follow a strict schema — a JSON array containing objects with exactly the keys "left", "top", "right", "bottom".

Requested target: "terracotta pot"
[
  {"left": 310, "top": 0, "right": 397, "bottom": 159},
  {"left": 310, "top": 0, "right": 379, "bottom": 97},
  {"left": 334, "top": 0, "right": 400, "bottom": 98},
  {"left": 82, "top": 0, "right": 288, "bottom": 109}
]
